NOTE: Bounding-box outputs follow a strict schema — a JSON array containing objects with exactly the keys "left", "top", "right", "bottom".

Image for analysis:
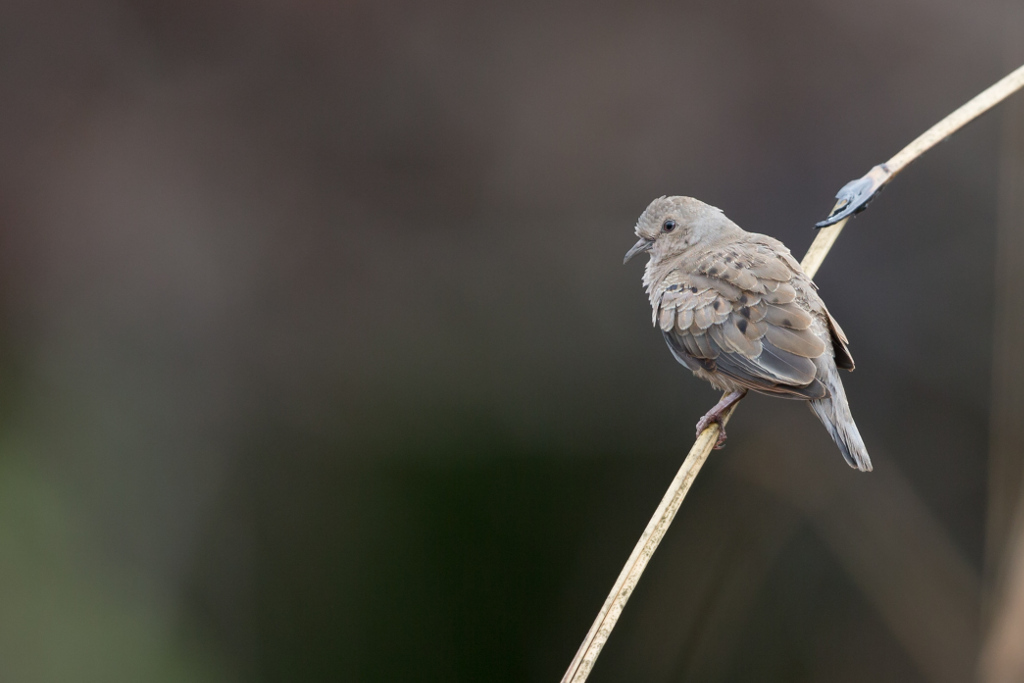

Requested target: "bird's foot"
[
  {"left": 695, "top": 390, "right": 747, "bottom": 449},
  {"left": 695, "top": 412, "right": 729, "bottom": 449}
]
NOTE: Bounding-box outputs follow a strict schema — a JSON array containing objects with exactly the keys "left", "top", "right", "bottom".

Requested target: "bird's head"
[{"left": 623, "top": 196, "right": 737, "bottom": 265}]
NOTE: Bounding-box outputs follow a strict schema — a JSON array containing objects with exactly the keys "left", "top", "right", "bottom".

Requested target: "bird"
[{"left": 624, "top": 196, "right": 872, "bottom": 472}]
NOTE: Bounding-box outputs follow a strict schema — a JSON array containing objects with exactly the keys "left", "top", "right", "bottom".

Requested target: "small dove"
[{"left": 624, "top": 196, "right": 871, "bottom": 471}]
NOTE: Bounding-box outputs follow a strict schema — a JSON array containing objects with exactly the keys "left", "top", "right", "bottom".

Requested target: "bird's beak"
[{"left": 623, "top": 237, "right": 654, "bottom": 264}]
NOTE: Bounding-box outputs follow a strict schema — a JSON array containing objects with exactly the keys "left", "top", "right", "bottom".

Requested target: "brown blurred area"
[{"left": 0, "top": 1, "right": 1020, "bottom": 681}]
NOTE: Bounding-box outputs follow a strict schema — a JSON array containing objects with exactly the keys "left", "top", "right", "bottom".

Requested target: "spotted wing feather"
[{"left": 655, "top": 247, "right": 829, "bottom": 399}]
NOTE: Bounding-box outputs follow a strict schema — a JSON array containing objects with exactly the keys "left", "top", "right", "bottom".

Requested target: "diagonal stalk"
[{"left": 561, "top": 62, "right": 1024, "bottom": 683}]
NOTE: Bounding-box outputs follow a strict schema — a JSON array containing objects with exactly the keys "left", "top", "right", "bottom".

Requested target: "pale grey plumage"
[{"left": 626, "top": 196, "right": 871, "bottom": 472}]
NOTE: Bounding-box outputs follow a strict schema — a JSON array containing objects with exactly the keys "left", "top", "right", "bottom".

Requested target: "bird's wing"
[
  {"left": 826, "top": 309, "right": 855, "bottom": 370},
  {"left": 654, "top": 246, "right": 829, "bottom": 399}
]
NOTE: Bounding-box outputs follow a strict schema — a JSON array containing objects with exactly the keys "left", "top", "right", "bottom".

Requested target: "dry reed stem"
[
  {"left": 561, "top": 63, "right": 1024, "bottom": 683},
  {"left": 885, "top": 63, "right": 1024, "bottom": 178},
  {"left": 981, "top": 26, "right": 1024, "bottom": 682}
]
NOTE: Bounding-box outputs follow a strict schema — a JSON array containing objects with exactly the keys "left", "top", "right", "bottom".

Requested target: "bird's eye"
[{"left": 662, "top": 219, "right": 677, "bottom": 233}]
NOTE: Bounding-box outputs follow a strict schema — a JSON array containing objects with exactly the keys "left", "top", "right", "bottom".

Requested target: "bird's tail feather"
[{"left": 808, "top": 366, "right": 872, "bottom": 472}]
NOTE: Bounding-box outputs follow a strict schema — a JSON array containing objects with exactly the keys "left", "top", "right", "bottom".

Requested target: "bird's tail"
[{"left": 808, "top": 364, "right": 872, "bottom": 472}]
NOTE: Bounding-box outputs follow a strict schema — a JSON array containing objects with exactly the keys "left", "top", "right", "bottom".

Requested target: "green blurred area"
[{"left": 0, "top": 453, "right": 223, "bottom": 682}]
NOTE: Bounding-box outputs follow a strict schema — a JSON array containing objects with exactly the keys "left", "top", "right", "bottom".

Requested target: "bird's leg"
[{"left": 695, "top": 390, "right": 747, "bottom": 449}]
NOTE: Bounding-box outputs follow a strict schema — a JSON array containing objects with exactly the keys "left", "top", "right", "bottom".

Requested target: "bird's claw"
[
  {"left": 815, "top": 163, "right": 892, "bottom": 228},
  {"left": 695, "top": 414, "right": 728, "bottom": 449}
]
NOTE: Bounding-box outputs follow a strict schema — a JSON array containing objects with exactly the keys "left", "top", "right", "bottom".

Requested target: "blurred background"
[{"left": 1, "top": 1, "right": 1023, "bottom": 681}]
